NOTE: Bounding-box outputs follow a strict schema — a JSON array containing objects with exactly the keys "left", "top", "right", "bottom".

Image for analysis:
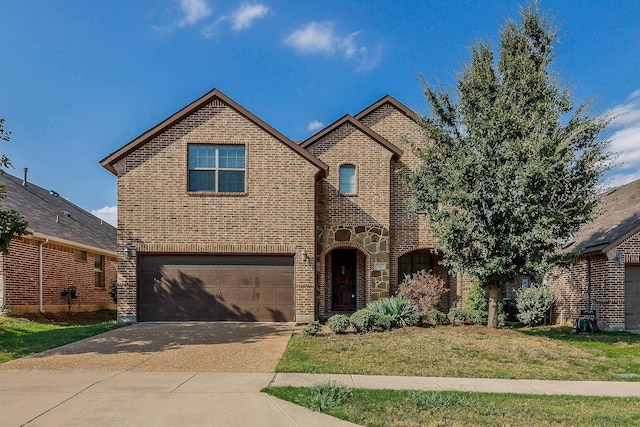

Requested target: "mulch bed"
[{"left": 10, "top": 310, "right": 116, "bottom": 325}]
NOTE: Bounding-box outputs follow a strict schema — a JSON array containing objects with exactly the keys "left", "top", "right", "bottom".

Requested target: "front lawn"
[
  {"left": 276, "top": 325, "right": 640, "bottom": 381},
  {"left": 0, "top": 311, "right": 121, "bottom": 363},
  {"left": 264, "top": 386, "right": 640, "bottom": 427}
]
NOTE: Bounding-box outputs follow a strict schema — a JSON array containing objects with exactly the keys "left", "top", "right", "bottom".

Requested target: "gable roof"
[
  {"left": 300, "top": 114, "right": 403, "bottom": 158},
  {"left": 354, "top": 94, "right": 420, "bottom": 123},
  {"left": 0, "top": 172, "right": 117, "bottom": 254},
  {"left": 100, "top": 88, "right": 328, "bottom": 176},
  {"left": 565, "top": 179, "right": 640, "bottom": 256}
]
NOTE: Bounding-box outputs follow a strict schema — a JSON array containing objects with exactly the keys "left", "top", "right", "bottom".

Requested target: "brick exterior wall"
[
  {"left": 358, "top": 103, "right": 455, "bottom": 308},
  {"left": 0, "top": 236, "right": 116, "bottom": 313},
  {"left": 115, "top": 98, "right": 317, "bottom": 322},
  {"left": 549, "top": 229, "right": 640, "bottom": 330}
]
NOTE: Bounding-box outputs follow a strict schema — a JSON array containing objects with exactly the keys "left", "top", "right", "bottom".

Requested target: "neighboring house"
[
  {"left": 548, "top": 179, "right": 640, "bottom": 331},
  {"left": 0, "top": 171, "right": 117, "bottom": 314},
  {"left": 101, "top": 88, "right": 473, "bottom": 323}
]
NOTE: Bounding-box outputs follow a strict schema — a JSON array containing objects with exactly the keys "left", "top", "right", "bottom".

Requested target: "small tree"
[
  {"left": 407, "top": 3, "right": 613, "bottom": 327},
  {"left": 397, "top": 269, "right": 448, "bottom": 314},
  {"left": 0, "top": 119, "right": 28, "bottom": 254}
]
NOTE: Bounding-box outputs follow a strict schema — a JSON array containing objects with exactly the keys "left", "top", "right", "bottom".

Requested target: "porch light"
[
  {"left": 123, "top": 245, "right": 132, "bottom": 261},
  {"left": 301, "top": 249, "right": 307, "bottom": 262},
  {"left": 614, "top": 252, "right": 624, "bottom": 266}
]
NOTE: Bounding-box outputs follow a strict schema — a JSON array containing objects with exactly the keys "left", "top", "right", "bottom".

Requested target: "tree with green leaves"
[
  {"left": 408, "top": 3, "right": 613, "bottom": 328},
  {"left": 0, "top": 118, "right": 28, "bottom": 254}
]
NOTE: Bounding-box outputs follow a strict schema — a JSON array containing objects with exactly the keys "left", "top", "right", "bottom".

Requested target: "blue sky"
[{"left": 1, "top": 0, "right": 639, "bottom": 226}]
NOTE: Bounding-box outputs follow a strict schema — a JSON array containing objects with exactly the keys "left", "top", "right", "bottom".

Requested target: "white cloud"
[
  {"left": 307, "top": 120, "right": 324, "bottom": 133},
  {"left": 91, "top": 206, "right": 117, "bottom": 227},
  {"left": 284, "top": 21, "right": 382, "bottom": 71},
  {"left": 606, "top": 90, "right": 640, "bottom": 187},
  {"left": 178, "top": 0, "right": 211, "bottom": 27},
  {"left": 285, "top": 21, "right": 337, "bottom": 54},
  {"left": 232, "top": 3, "right": 269, "bottom": 31}
]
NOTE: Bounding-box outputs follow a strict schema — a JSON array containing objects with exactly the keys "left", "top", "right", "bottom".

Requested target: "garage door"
[
  {"left": 625, "top": 266, "right": 640, "bottom": 330},
  {"left": 138, "top": 255, "right": 294, "bottom": 322}
]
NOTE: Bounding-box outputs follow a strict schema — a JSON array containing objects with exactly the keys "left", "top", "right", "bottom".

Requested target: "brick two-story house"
[{"left": 101, "top": 88, "right": 468, "bottom": 323}]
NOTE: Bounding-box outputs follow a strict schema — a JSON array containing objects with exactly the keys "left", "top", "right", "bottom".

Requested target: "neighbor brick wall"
[
  {"left": 1, "top": 236, "right": 116, "bottom": 313},
  {"left": 116, "top": 98, "right": 317, "bottom": 322}
]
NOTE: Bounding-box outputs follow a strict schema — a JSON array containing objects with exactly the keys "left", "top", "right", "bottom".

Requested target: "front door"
[{"left": 332, "top": 249, "right": 356, "bottom": 311}]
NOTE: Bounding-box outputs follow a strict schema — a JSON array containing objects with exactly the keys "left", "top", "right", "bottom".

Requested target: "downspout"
[
  {"left": 587, "top": 257, "right": 591, "bottom": 311},
  {"left": 38, "top": 239, "right": 48, "bottom": 314}
]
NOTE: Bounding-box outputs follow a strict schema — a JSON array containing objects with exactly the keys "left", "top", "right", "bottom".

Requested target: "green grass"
[
  {"left": 264, "top": 386, "right": 640, "bottom": 427},
  {"left": 0, "top": 314, "right": 121, "bottom": 363},
  {"left": 276, "top": 325, "right": 640, "bottom": 381}
]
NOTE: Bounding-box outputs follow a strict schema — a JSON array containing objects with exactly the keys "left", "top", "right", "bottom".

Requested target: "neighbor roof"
[
  {"left": 565, "top": 179, "right": 640, "bottom": 255},
  {"left": 100, "top": 88, "right": 328, "bottom": 176},
  {"left": 0, "top": 172, "right": 117, "bottom": 253}
]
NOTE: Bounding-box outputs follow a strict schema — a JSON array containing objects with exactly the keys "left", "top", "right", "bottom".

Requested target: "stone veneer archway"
[{"left": 317, "top": 225, "right": 390, "bottom": 318}]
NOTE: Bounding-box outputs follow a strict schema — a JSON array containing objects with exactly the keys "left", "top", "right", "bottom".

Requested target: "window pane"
[
  {"left": 218, "top": 146, "right": 245, "bottom": 168},
  {"left": 339, "top": 165, "right": 356, "bottom": 193},
  {"left": 188, "top": 145, "right": 215, "bottom": 168},
  {"left": 218, "top": 170, "right": 245, "bottom": 192},
  {"left": 189, "top": 170, "right": 215, "bottom": 191},
  {"left": 94, "top": 254, "right": 103, "bottom": 271}
]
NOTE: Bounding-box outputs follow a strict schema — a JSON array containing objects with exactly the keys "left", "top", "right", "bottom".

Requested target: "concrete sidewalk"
[
  {"left": 0, "top": 371, "right": 360, "bottom": 427},
  {"left": 3, "top": 370, "right": 640, "bottom": 427},
  {"left": 270, "top": 373, "right": 640, "bottom": 397}
]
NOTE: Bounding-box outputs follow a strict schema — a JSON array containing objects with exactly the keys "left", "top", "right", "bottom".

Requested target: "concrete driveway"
[
  {"left": 0, "top": 322, "right": 360, "bottom": 426},
  {"left": 1, "top": 322, "right": 294, "bottom": 372}
]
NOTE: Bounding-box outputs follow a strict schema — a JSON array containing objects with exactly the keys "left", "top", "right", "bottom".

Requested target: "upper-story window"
[
  {"left": 188, "top": 144, "right": 245, "bottom": 192},
  {"left": 339, "top": 164, "right": 356, "bottom": 194}
]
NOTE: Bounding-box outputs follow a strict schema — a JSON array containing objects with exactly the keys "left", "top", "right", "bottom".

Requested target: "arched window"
[
  {"left": 339, "top": 164, "right": 356, "bottom": 194},
  {"left": 398, "top": 250, "right": 433, "bottom": 283}
]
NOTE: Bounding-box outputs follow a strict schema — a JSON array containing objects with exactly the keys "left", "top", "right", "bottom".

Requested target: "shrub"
[
  {"left": 465, "top": 283, "right": 488, "bottom": 313},
  {"left": 397, "top": 269, "right": 448, "bottom": 314},
  {"left": 366, "top": 296, "right": 422, "bottom": 328},
  {"left": 429, "top": 308, "right": 449, "bottom": 325},
  {"left": 327, "top": 314, "right": 350, "bottom": 334},
  {"left": 349, "top": 309, "right": 378, "bottom": 333},
  {"left": 515, "top": 285, "right": 554, "bottom": 326},
  {"left": 374, "top": 314, "right": 392, "bottom": 331},
  {"left": 464, "top": 283, "right": 506, "bottom": 326},
  {"left": 298, "top": 381, "right": 352, "bottom": 412},
  {"left": 448, "top": 307, "right": 471, "bottom": 325},
  {"left": 302, "top": 320, "right": 322, "bottom": 336}
]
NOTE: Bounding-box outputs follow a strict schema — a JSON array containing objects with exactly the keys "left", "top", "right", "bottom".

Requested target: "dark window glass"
[
  {"left": 398, "top": 251, "right": 433, "bottom": 284},
  {"left": 188, "top": 145, "right": 245, "bottom": 192}
]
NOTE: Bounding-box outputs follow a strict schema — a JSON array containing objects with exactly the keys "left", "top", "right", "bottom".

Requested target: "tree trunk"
[{"left": 487, "top": 278, "right": 501, "bottom": 328}]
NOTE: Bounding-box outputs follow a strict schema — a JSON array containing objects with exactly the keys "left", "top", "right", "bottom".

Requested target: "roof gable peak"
[
  {"left": 300, "top": 114, "right": 402, "bottom": 157},
  {"left": 354, "top": 94, "right": 419, "bottom": 123}
]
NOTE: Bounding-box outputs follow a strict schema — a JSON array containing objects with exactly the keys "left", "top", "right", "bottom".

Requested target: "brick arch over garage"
[{"left": 318, "top": 242, "right": 372, "bottom": 319}]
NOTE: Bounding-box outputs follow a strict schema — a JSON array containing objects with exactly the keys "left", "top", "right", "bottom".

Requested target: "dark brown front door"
[{"left": 332, "top": 249, "right": 356, "bottom": 311}]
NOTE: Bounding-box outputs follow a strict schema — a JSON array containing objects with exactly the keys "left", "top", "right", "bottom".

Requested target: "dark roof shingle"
[
  {"left": 0, "top": 172, "right": 116, "bottom": 252},
  {"left": 566, "top": 179, "right": 640, "bottom": 255}
]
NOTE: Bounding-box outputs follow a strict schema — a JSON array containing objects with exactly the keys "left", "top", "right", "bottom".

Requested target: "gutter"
[{"left": 27, "top": 230, "right": 117, "bottom": 258}]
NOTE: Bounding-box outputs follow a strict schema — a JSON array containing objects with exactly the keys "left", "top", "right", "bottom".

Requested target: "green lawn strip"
[
  {"left": 0, "top": 316, "right": 121, "bottom": 363},
  {"left": 264, "top": 386, "right": 640, "bottom": 427},
  {"left": 276, "top": 326, "right": 640, "bottom": 381}
]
